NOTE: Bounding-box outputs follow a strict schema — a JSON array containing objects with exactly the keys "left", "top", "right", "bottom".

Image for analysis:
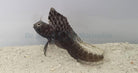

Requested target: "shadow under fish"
[{"left": 33, "top": 8, "right": 104, "bottom": 62}]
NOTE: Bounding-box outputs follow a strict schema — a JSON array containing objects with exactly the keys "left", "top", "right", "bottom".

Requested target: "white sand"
[{"left": 0, "top": 42, "right": 138, "bottom": 73}]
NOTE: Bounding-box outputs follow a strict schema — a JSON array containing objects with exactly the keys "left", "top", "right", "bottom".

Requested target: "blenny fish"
[{"left": 33, "top": 8, "right": 104, "bottom": 62}]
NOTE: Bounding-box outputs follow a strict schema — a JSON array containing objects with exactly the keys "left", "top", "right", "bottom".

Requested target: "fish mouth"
[
  {"left": 33, "top": 24, "right": 38, "bottom": 32},
  {"left": 33, "top": 25, "right": 35, "bottom": 28},
  {"left": 33, "top": 24, "right": 38, "bottom": 29}
]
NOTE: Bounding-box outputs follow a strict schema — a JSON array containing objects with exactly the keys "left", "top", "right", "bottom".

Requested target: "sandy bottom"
[{"left": 0, "top": 43, "right": 138, "bottom": 73}]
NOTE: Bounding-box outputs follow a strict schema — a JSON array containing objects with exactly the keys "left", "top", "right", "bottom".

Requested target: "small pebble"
[{"left": 130, "top": 61, "right": 134, "bottom": 64}]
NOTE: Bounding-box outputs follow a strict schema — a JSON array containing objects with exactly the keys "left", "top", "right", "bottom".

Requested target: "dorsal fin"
[
  {"left": 48, "top": 8, "right": 82, "bottom": 41},
  {"left": 48, "top": 8, "right": 73, "bottom": 32}
]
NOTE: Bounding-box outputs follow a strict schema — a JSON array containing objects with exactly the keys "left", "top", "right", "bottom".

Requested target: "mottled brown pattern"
[
  {"left": 56, "top": 34, "right": 103, "bottom": 62},
  {"left": 33, "top": 8, "right": 104, "bottom": 62}
]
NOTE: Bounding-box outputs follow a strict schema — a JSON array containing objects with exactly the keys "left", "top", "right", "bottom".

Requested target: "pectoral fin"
[{"left": 44, "top": 42, "right": 49, "bottom": 56}]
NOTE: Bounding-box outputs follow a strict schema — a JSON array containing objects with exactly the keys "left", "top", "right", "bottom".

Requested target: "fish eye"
[{"left": 37, "top": 24, "right": 41, "bottom": 26}]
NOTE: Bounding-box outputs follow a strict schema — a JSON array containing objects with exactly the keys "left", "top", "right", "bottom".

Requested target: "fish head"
[{"left": 33, "top": 20, "right": 54, "bottom": 39}]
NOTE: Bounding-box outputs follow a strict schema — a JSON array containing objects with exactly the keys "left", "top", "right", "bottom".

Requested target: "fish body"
[{"left": 33, "top": 8, "right": 104, "bottom": 62}]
